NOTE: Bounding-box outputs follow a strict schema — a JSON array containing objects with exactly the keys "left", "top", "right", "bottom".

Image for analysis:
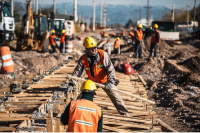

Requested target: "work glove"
[
  {"left": 156, "top": 43, "right": 159, "bottom": 45},
  {"left": 65, "top": 85, "right": 73, "bottom": 94},
  {"left": 104, "top": 82, "right": 113, "bottom": 90}
]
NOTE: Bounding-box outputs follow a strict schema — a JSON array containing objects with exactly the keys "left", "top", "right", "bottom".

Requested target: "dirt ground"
[
  {"left": 1, "top": 30, "right": 200, "bottom": 131},
  {"left": 111, "top": 36, "right": 200, "bottom": 132}
]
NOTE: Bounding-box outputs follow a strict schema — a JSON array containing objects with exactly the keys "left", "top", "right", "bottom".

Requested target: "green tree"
[
  {"left": 124, "top": 19, "right": 134, "bottom": 28},
  {"left": 14, "top": 11, "right": 21, "bottom": 22}
]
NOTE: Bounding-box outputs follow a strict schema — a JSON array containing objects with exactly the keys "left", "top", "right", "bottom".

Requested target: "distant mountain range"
[{"left": 15, "top": 1, "right": 171, "bottom": 25}]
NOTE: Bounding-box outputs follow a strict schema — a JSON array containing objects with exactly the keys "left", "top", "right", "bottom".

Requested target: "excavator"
[{"left": 16, "top": 0, "right": 50, "bottom": 52}]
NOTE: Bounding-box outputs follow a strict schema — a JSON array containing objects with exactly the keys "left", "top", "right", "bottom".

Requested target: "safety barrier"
[{"left": 65, "top": 41, "right": 73, "bottom": 53}]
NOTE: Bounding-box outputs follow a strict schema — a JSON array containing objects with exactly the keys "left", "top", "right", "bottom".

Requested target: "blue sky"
[{"left": 15, "top": 0, "right": 200, "bottom": 9}]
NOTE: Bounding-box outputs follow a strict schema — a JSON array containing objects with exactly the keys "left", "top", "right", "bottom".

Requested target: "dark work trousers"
[
  {"left": 134, "top": 42, "right": 142, "bottom": 58},
  {"left": 114, "top": 48, "right": 118, "bottom": 54},
  {"left": 60, "top": 43, "right": 64, "bottom": 53},
  {"left": 51, "top": 45, "right": 56, "bottom": 53},
  {"left": 149, "top": 43, "right": 157, "bottom": 57}
]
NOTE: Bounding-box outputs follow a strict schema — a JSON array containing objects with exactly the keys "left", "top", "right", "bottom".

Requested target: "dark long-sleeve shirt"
[
  {"left": 60, "top": 94, "right": 103, "bottom": 132},
  {"left": 156, "top": 32, "right": 160, "bottom": 43}
]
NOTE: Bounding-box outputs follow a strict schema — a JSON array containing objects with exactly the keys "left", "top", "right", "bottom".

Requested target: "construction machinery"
[
  {"left": 0, "top": 0, "right": 15, "bottom": 44},
  {"left": 16, "top": 0, "right": 50, "bottom": 52}
]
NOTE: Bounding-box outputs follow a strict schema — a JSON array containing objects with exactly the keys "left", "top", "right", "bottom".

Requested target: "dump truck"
[
  {"left": 152, "top": 21, "right": 180, "bottom": 47},
  {"left": 0, "top": 0, "right": 15, "bottom": 44}
]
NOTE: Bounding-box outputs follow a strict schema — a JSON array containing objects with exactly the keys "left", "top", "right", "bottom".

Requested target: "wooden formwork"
[{"left": 0, "top": 60, "right": 177, "bottom": 132}]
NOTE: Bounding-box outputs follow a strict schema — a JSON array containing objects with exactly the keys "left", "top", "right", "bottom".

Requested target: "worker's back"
[{"left": 68, "top": 99, "right": 101, "bottom": 132}]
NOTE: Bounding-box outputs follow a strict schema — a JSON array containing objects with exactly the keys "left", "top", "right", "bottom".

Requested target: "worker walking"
[
  {"left": 50, "top": 30, "right": 57, "bottom": 53},
  {"left": 114, "top": 37, "right": 120, "bottom": 54},
  {"left": 61, "top": 80, "right": 103, "bottom": 132},
  {"left": 60, "top": 30, "right": 67, "bottom": 53},
  {"left": 66, "top": 37, "right": 130, "bottom": 116},
  {"left": 134, "top": 24, "right": 144, "bottom": 58},
  {"left": 149, "top": 24, "right": 161, "bottom": 58}
]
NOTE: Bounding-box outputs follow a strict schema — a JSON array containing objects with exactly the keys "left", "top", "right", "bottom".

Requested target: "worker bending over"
[
  {"left": 114, "top": 37, "right": 120, "bottom": 54},
  {"left": 149, "top": 24, "right": 160, "bottom": 58},
  {"left": 134, "top": 24, "right": 144, "bottom": 58},
  {"left": 50, "top": 30, "right": 57, "bottom": 53},
  {"left": 100, "top": 30, "right": 105, "bottom": 39},
  {"left": 66, "top": 36, "right": 130, "bottom": 116},
  {"left": 61, "top": 80, "right": 103, "bottom": 132},
  {"left": 60, "top": 30, "right": 67, "bottom": 53}
]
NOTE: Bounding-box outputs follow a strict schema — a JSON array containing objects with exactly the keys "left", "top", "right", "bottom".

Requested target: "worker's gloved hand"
[
  {"left": 65, "top": 84, "right": 73, "bottom": 94},
  {"left": 105, "top": 82, "right": 113, "bottom": 90},
  {"left": 156, "top": 43, "right": 159, "bottom": 45}
]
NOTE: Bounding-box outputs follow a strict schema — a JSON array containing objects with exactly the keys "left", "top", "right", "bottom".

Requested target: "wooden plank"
[
  {"left": 11, "top": 97, "right": 52, "bottom": 100},
  {"left": 0, "top": 127, "right": 16, "bottom": 132},
  {"left": 4, "top": 101, "right": 47, "bottom": 105},
  {"left": 138, "top": 75, "right": 147, "bottom": 86},
  {"left": 156, "top": 119, "right": 178, "bottom": 132},
  {"left": 0, "top": 117, "right": 32, "bottom": 121},
  {"left": 103, "top": 125, "right": 128, "bottom": 132},
  {"left": 0, "top": 114, "right": 31, "bottom": 117}
]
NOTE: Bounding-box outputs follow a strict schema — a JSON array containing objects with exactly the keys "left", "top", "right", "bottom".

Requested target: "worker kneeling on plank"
[
  {"left": 149, "top": 24, "right": 161, "bottom": 58},
  {"left": 50, "top": 30, "right": 57, "bottom": 53},
  {"left": 61, "top": 80, "right": 103, "bottom": 132},
  {"left": 66, "top": 36, "right": 130, "bottom": 116},
  {"left": 114, "top": 37, "right": 120, "bottom": 54},
  {"left": 60, "top": 29, "right": 67, "bottom": 53},
  {"left": 134, "top": 24, "right": 144, "bottom": 58}
]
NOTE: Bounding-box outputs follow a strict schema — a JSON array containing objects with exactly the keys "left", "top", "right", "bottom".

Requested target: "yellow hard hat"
[
  {"left": 81, "top": 80, "right": 97, "bottom": 92},
  {"left": 117, "top": 37, "right": 120, "bottom": 40},
  {"left": 138, "top": 24, "right": 143, "bottom": 29},
  {"left": 52, "top": 30, "right": 55, "bottom": 33},
  {"left": 104, "top": 34, "right": 107, "bottom": 37},
  {"left": 62, "top": 30, "right": 66, "bottom": 34},
  {"left": 153, "top": 24, "right": 158, "bottom": 29},
  {"left": 83, "top": 37, "right": 97, "bottom": 49}
]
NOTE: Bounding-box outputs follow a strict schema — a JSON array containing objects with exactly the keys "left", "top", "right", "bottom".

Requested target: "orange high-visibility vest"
[
  {"left": 0, "top": 46, "right": 14, "bottom": 74},
  {"left": 114, "top": 40, "right": 119, "bottom": 48},
  {"left": 60, "top": 33, "right": 66, "bottom": 43},
  {"left": 122, "top": 31, "right": 125, "bottom": 36},
  {"left": 135, "top": 30, "right": 143, "bottom": 42},
  {"left": 81, "top": 50, "right": 107, "bottom": 84},
  {"left": 50, "top": 34, "right": 56, "bottom": 45},
  {"left": 68, "top": 99, "right": 101, "bottom": 132},
  {"left": 151, "top": 30, "right": 161, "bottom": 44},
  {"left": 129, "top": 32, "right": 135, "bottom": 37}
]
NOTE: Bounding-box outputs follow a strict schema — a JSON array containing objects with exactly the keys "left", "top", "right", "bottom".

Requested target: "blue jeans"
[
  {"left": 149, "top": 43, "right": 157, "bottom": 57},
  {"left": 51, "top": 45, "right": 56, "bottom": 53},
  {"left": 134, "top": 42, "right": 142, "bottom": 58}
]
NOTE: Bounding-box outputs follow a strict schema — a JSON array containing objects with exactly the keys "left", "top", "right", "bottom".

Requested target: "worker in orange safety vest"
[
  {"left": 60, "top": 30, "right": 67, "bottom": 53},
  {"left": 66, "top": 36, "right": 130, "bottom": 116},
  {"left": 149, "top": 24, "right": 161, "bottom": 58},
  {"left": 61, "top": 80, "right": 103, "bottom": 132},
  {"left": 50, "top": 30, "right": 57, "bottom": 53},
  {"left": 114, "top": 37, "right": 120, "bottom": 54},
  {"left": 134, "top": 24, "right": 144, "bottom": 58},
  {"left": 122, "top": 30, "right": 126, "bottom": 40}
]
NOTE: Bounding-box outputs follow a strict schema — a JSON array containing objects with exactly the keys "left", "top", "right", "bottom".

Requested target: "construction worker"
[
  {"left": 149, "top": 24, "right": 161, "bottom": 58},
  {"left": 66, "top": 37, "right": 130, "bottom": 116},
  {"left": 122, "top": 30, "right": 126, "bottom": 40},
  {"left": 114, "top": 37, "right": 120, "bottom": 54},
  {"left": 134, "top": 24, "right": 144, "bottom": 58},
  {"left": 50, "top": 30, "right": 57, "bottom": 53},
  {"left": 60, "top": 29, "right": 66, "bottom": 53},
  {"left": 100, "top": 30, "right": 105, "bottom": 39},
  {"left": 61, "top": 80, "right": 103, "bottom": 132}
]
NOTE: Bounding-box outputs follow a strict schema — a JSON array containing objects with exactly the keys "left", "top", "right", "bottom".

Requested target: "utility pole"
[
  {"left": 135, "top": 10, "right": 138, "bottom": 24},
  {"left": 93, "top": 0, "right": 96, "bottom": 31},
  {"left": 74, "top": 0, "right": 78, "bottom": 22},
  {"left": 53, "top": 0, "right": 56, "bottom": 14},
  {"left": 140, "top": 6, "right": 142, "bottom": 24},
  {"left": 165, "top": 7, "right": 166, "bottom": 15},
  {"left": 35, "top": 0, "right": 38, "bottom": 15},
  {"left": 100, "top": 0, "right": 103, "bottom": 27},
  {"left": 172, "top": 4, "right": 175, "bottom": 22},
  {"left": 144, "top": 0, "right": 151, "bottom": 27},
  {"left": 39, "top": 3, "right": 41, "bottom": 14},
  {"left": 103, "top": 4, "right": 106, "bottom": 29},
  {"left": 194, "top": 0, "right": 197, "bottom": 30},
  {"left": 186, "top": 4, "right": 190, "bottom": 35},
  {"left": 11, "top": 0, "right": 13, "bottom": 16}
]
